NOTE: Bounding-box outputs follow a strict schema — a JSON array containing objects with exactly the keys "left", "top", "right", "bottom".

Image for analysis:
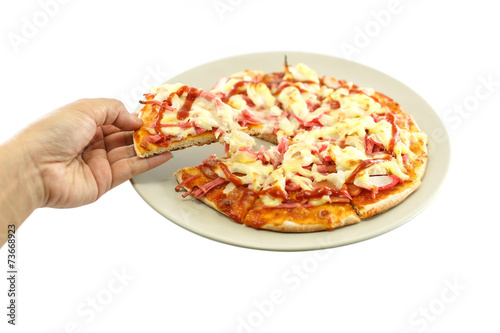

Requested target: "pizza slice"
[
  {"left": 174, "top": 136, "right": 361, "bottom": 232},
  {"left": 173, "top": 143, "right": 285, "bottom": 224},
  {"left": 133, "top": 83, "right": 263, "bottom": 158},
  {"left": 173, "top": 161, "right": 258, "bottom": 224},
  {"left": 349, "top": 130, "right": 428, "bottom": 218},
  {"left": 338, "top": 110, "right": 428, "bottom": 218}
]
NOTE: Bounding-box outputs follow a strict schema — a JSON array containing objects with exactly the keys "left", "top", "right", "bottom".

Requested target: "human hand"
[{"left": 14, "top": 98, "right": 172, "bottom": 208}]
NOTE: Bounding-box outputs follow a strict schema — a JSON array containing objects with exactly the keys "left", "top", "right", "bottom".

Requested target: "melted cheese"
[
  {"left": 150, "top": 83, "right": 256, "bottom": 153},
  {"left": 150, "top": 63, "right": 428, "bottom": 208},
  {"left": 284, "top": 63, "right": 319, "bottom": 83},
  {"left": 216, "top": 150, "right": 274, "bottom": 191},
  {"left": 247, "top": 82, "right": 276, "bottom": 109}
]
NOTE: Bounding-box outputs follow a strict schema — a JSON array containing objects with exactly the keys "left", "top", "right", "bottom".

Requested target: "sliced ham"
[
  {"left": 365, "top": 134, "right": 385, "bottom": 156},
  {"left": 285, "top": 182, "right": 301, "bottom": 192},
  {"left": 276, "top": 137, "right": 289, "bottom": 155},
  {"left": 192, "top": 178, "right": 227, "bottom": 198},
  {"left": 144, "top": 134, "right": 164, "bottom": 143},
  {"left": 199, "top": 155, "right": 219, "bottom": 179},
  {"left": 175, "top": 174, "right": 201, "bottom": 191},
  {"left": 239, "top": 109, "right": 261, "bottom": 126},
  {"left": 347, "top": 184, "right": 363, "bottom": 197}
]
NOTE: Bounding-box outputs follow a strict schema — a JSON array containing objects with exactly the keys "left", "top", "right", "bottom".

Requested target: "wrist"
[{"left": 0, "top": 138, "right": 45, "bottom": 231}]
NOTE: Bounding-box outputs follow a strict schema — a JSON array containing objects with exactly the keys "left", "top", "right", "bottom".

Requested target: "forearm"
[{"left": 0, "top": 139, "right": 44, "bottom": 248}]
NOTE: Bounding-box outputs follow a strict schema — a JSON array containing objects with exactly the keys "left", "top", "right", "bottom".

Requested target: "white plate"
[{"left": 130, "top": 51, "right": 450, "bottom": 252}]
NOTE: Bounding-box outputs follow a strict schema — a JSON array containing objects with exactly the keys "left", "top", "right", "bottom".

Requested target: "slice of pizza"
[
  {"left": 173, "top": 147, "right": 278, "bottom": 223},
  {"left": 349, "top": 120, "right": 428, "bottom": 218},
  {"left": 133, "top": 83, "right": 263, "bottom": 158},
  {"left": 174, "top": 136, "right": 361, "bottom": 232},
  {"left": 173, "top": 161, "right": 258, "bottom": 224},
  {"left": 330, "top": 109, "right": 428, "bottom": 218}
]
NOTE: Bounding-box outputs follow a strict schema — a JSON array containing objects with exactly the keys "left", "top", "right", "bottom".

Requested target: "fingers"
[
  {"left": 110, "top": 152, "right": 173, "bottom": 188},
  {"left": 65, "top": 98, "right": 172, "bottom": 188},
  {"left": 103, "top": 129, "right": 135, "bottom": 151},
  {"left": 106, "top": 145, "right": 136, "bottom": 165},
  {"left": 74, "top": 98, "right": 143, "bottom": 132},
  {"left": 102, "top": 129, "right": 172, "bottom": 185}
]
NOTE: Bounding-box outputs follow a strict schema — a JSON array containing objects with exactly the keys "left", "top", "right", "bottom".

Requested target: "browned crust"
[
  {"left": 256, "top": 133, "right": 278, "bottom": 145},
  {"left": 134, "top": 130, "right": 217, "bottom": 158},
  {"left": 244, "top": 200, "right": 360, "bottom": 232},
  {"left": 351, "top": 179, "right": 421, "bottom": 219}
]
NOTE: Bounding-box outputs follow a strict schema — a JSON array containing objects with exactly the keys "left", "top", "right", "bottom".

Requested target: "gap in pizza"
[{"left": 133, "top": 61, "right": 428, "bottom": 233}]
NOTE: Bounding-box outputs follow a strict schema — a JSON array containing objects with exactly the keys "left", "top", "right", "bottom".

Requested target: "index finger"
[{"left": 74, "top": 98, "right": 143, "bottom": 131}]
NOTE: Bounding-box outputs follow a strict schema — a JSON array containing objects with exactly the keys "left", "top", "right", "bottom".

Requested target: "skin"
[{"left": 0, "top": 98, "right": 172, "bottom": 247}]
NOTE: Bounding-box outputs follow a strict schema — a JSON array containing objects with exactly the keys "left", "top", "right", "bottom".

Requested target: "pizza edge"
[
  {"left": 244, "top": 200, "right": 360, "bottom": 233},
  {"left": 351, "top": 141, "right": 428, "bottom": 218},
  {"left": 133, "top": 130, "right": 217, "bottom": 158}
]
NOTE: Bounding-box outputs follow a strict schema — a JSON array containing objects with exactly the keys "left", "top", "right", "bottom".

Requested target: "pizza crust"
[
  {"left": 262, "top": 218, "right": 359, "bottom": 233},
  {"left": 351, "top": 180, "right": 421, "bottom": 219},
  {"left": 244, "top": 201, "right": 360, "bottom": 233},
  {"left": 134, "top": 131, "right": 217, "bottom": 158}
]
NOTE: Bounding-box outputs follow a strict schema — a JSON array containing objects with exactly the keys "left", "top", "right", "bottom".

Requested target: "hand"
[
  {"left": 0, "top": 98, "right": 171, "bottom": 247},
  {"left": 17, "top": 98, "right": 172, "bottom": 208}
]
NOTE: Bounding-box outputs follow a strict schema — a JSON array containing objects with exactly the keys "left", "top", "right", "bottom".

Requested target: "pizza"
[{"left": 133, "top": 61, "right": 428, "bottom": 232}]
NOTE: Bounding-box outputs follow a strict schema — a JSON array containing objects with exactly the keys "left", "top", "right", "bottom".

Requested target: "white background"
[{"left": 1, "top": 0, "right": 499, "bottom": 332}]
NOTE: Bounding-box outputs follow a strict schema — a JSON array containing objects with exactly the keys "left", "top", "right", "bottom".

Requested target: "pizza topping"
[
  {"left": 175, "top": 174, "right": 201, "bottom": 191},
  {"left": 295, "top": 186, "right": 350, "bottom": 202},
  {"left": 345, "top": 157, "right": 392, "bottom": 184},
  {"left": 138, "top": 61, "right": 428, "bottom": 227},
  {"left": 192, "top": 177, "right": 227, "bottom": 198},
  {"left": 199, "top": 155, "right": 219, "bottom": 179},
  {"left": 183, "top": 59, "right": 421, "bottom": 206},
  {"left": 217, "top": 163, "right": 243, "bottom": 187},
  {"left": 141, "top": 83, "right": 258, "bottom": 153},
  {"left": 386, "top": 112, "right": 400, "bottom": 151},
  {"left": 177, "top": 86, "right": 200, "bottom": 120},
  {"left": 272, "top": 202, "right": 303, "bottom": 209},
  {"left": 143, "top": 134, "right": 168, "bottom": 144},
  {"left": 365, "top": 134, "right": 385, "bottom": 156},
  {"left": 354, "top": 174, "right": 401, "bottom": 192},
  {"left": 261, "top": 186, "right": 290, "bottom": 201}
]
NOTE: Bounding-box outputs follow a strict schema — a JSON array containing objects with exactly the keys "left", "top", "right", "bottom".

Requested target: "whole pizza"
[{"left": 133, "top": 61, "right": 428, "bottom": 232}]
